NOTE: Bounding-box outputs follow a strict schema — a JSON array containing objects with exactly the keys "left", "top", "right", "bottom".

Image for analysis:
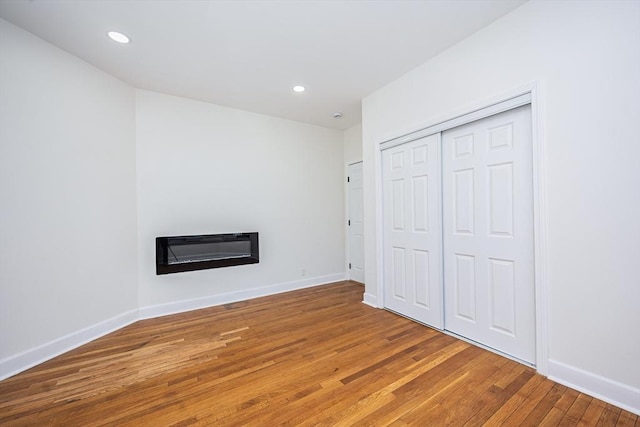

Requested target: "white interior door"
[
  {"left": 382, "top": 135, "right": 443, "bottom": 328},
  {"left": 442, "top": 104, "right": 535, "bottom": 363},
  {"left": 348, "top": 162, "right": 365, "bottom": 284}
]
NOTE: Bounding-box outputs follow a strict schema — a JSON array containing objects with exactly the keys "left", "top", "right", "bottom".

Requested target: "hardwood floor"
[{"left": 0, "top": 281, "right": 637, "bottom": 426}]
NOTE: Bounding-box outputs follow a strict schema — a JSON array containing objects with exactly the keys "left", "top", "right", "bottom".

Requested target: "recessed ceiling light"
[
  {"left": 107, "top": 31, "right": 131, "bottom": 44},
  {"left": 292, "top": 85, "right": 305, "bottom": 93}
]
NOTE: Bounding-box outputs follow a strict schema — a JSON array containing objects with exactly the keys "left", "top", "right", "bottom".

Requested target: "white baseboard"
[
  {"left": 0, "top": 273, "right": 346, "bottom": 381},
  {"left": 362, "top": 292, "right": 378, "bottom": 308},
  {"left": 0, "top": 309, "right": 138, "bottom": 381},
  {"left": 548, "top": 359, "right": 640, "bottom": 415},
  {"left": 138, "top": 272, "right": 346, "bottom": 320}
]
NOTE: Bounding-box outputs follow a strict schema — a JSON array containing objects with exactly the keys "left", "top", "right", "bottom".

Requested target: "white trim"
[
  {"left": 380, "top": 93, "right": 532, "bottom": 151},
  {"left": 529, "top": 83, "right": 550, "bottom": 375},
  {"left": 139, "top": 273, "right": 345, "bottom": 320},
  {"left": 375, "top": 82, "right": 549, "bottom": 373},
  {"left": 362, "top": 292, "right": 378, "bottom": 308},
  {"left": 374, "top": 131, "right": 386, "bottom": 309},
  {"left": 548, "top": 359, "right": 640, "bottom": 416},
  {"left": 0, "top": 309, "right": 139, "bottom": 381},
  {"left": 435, "top": 132, "right": 445, "bottom": 329},
  {"left": 344, "top": 161, "right": 352, "bottom": 280},
  {"left": 376, "top": 83, "right": 538, "bottom": 147}
]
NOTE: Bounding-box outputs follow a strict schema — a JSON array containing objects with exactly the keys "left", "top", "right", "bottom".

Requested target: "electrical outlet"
[{"left": 301, "top": 268, "right": 306, "bottom": 277}]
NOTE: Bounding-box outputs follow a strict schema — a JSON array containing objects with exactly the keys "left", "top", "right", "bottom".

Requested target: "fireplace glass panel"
[
  {"left": 156, "top": 233, "right": 259, "bottom": 274},
  {"left": 168, "top": 241, "right": 251, "bottom": 264}
]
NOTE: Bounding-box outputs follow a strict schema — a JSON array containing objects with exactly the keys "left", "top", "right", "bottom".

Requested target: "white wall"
[
  {"left": 0, "top": 18, "right": 346, "bottom": 378},
  {"left": 0, "top": 19, "right": 138, "bottom": 374},
  {"left": 136, "top": 90, "right": 345, "bottom": 312},
  {"left": 362, "top": 0, "right": 640, "bottom": 412},
  {"left": 344, "top": 123, "right": 363, "bottom": 165}
]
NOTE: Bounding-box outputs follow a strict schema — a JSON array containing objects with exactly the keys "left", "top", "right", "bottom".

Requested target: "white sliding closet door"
[
  {"left": 442, "top": 105, "right": 535, "bottom": 363},
  {"left": 382, "top": 135, "right": 443, "bottom": 329}
]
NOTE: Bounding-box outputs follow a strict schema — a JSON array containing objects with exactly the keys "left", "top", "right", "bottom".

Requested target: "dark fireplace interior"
[{"left": 156, "top": 232, "right": 259, "bottom": 275}]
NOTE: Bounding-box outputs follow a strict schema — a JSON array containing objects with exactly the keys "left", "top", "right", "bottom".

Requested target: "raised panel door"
[
  {"left": 382, "top": 135, "right": 443, "bottom": 328},
  {"left": 442, "top": 104, "right": 535, "bottom": 364}
]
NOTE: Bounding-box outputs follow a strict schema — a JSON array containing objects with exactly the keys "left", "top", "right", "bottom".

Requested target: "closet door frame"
[{"left": 375, "top": 82, "right": 549, "bottom": 374}]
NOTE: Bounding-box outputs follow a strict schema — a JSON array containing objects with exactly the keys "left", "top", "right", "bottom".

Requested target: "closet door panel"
[
  {"left": 442, "top": 104, "right": 535, "bottom": 364},
  {"left": 382, "top": 134, "right": 443, "bottom": 329}
]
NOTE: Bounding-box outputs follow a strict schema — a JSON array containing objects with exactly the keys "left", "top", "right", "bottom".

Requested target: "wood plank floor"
[{"left": 0, "top": 281, "right": 637, "bottom": 426}]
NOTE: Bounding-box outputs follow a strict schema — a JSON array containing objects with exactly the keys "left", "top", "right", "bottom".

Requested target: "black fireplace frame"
[{"left": 156, "top": 232, "right": 259, "bottom": 275}]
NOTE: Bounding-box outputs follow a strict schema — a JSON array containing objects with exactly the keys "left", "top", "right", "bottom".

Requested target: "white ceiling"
[{"left": 0, "top": 0, "right": 526, "bottom": 130}]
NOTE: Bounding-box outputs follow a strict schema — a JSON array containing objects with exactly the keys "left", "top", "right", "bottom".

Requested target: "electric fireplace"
[{"left": 156, "top": 232, "right": 259, "bottom": 275}]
